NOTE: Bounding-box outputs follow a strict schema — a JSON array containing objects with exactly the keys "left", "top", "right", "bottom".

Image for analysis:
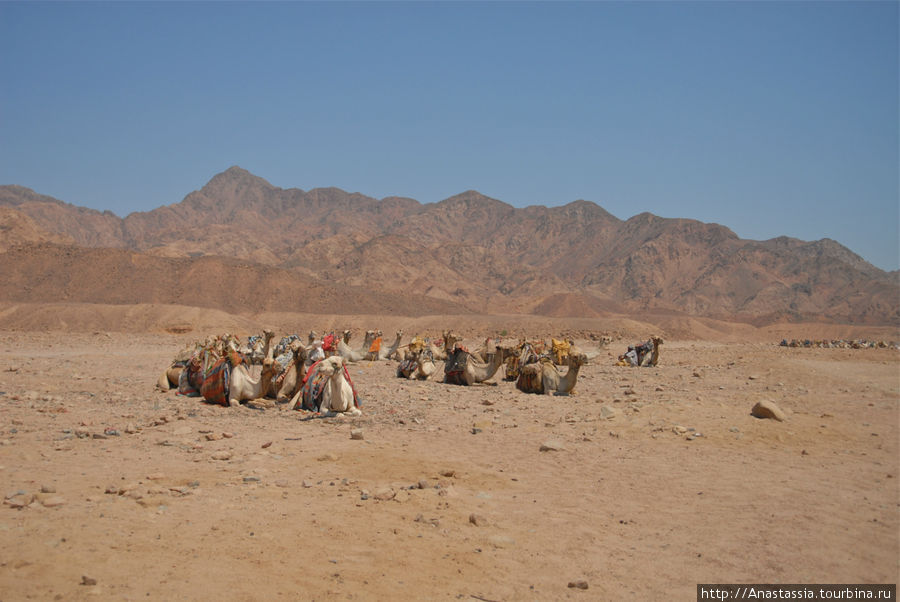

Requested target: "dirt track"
[{"left": 0, "top": 329, "right": 897, "bottom": 600}]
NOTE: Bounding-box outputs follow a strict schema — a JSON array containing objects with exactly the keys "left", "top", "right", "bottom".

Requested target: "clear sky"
[{"left": 1, "top": 1, "right": 897, "bottom": 271}]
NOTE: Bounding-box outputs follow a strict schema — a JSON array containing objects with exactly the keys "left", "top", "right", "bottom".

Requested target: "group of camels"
[{"left": 158, "top": 329, "right": 664, "bottom": 411}]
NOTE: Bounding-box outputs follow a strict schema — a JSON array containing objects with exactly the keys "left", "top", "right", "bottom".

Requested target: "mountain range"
[{"left": 1, "top": 166, "right": 897, "bottom": 326}]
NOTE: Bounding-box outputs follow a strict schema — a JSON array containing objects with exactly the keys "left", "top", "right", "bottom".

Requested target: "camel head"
[
  {"left": 261, "top": 357, "right": 278, "bottom": 378},
  {"left": 318, "top": 356, "right": 344, "bottom": 379},
  {"left": 342, "top": 330, "right": 352, "bottom": 344},
  {"left": 290, "top": 340, "right": 308, "bottom": 362},
  {"left": 650, "top": 335, "right": 664, "bottom": 347},
  {"left": 569, "top": 352, "right": 588, "bottom": 368},
  {"left": 442, "top": 331, "right": 460, "bottom": 351},
  {"left": 308, "top": 331, "right": 318, "bottom": 344}
]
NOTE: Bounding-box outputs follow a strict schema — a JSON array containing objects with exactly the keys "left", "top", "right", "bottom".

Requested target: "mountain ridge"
[{"left": 1, "top": 167, "right": 896, "bottom": 325}]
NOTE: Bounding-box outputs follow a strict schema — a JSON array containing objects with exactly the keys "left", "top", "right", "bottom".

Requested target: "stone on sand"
[{"left": 751, "top": 400, "right": 786, "bottom": 421}]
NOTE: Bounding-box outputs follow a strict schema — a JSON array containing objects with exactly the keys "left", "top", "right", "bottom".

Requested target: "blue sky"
[{"left": 1, "top": 1, "right": 897, "bottom": 271}]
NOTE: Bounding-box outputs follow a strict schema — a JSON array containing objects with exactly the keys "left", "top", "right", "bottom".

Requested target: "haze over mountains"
[{"left": 1, "top": 166, "right": 897, "bottom": 326}]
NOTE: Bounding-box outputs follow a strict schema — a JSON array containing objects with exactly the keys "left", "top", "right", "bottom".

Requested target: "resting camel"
[
  {"left": 397, "top": 348, "right": 443, "bottom": 381},
  {"left": 269, "top": 340, "right": 309, "bottom": 402},
  {"left": 426, "top": 330, "right": 459, "bottom": 361},
  {"left": 444, "top": 344, "right": 510, "bottom": 386},
  {"left": 157, "top": 332, "right": 261, "bottom": 392},
  {"left": 338, "top": 330, "right": 378, "bottom": 363},
  {"left": 504, "top": 340, "right": 543, "bottom": 381},
  {"left": 516, "top": 352, "right": 588, "bottom": 395},
  {"left": 475, "top": 337, "right": 498, "bottom": 362},
  {"left": 227, "top": 357, "right": 279, "bottom": 407},
  {"left": 290, "top": 356, "right": 361, "bottom": 416},
  {"left": 375, "top": 330, "right": 404, "bottom": 361},
  {"left": 616, "top": 335, "right": 663, "bottom": 367}
]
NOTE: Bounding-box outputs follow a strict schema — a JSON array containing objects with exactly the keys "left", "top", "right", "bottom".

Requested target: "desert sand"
[{"left": 0, "top": 308, "right": 897, "bottom": 600}]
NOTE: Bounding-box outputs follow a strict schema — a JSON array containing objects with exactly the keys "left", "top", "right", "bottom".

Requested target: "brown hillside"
[
  {"left": 0, "top": 243, "right": 468, "bottom": 316},
  {"left": 1, "top": 166, "right": 897, "bottom": 325}
]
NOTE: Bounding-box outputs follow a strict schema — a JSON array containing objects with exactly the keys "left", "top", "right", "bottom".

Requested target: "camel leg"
[
  {"left": 157, "top": 371, "right": 172, "bottom": 391},
  {"left": 288, "top": 388, "right": 303, "bottom": 411}
]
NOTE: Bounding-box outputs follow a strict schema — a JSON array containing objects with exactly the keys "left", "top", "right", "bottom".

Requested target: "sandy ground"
[{"left": 0, "top": 329, "right": 897, "bottom": 601}]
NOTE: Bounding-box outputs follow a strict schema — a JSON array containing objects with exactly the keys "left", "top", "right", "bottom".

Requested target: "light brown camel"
[
  {"left": 268, "top": 340, "right": 309, "bottom": 402},
  {"left": 516, "top": 352, "right": 588, "bottom": 395},
  {"left": 338, "top": 330, "right": 378, "bottom": 363},
  {"left": 289, "top": 356, "right": 361, "bottom": 416},
  {"left": 444, "top": 345, "right": 510, "bottom": 386},
  {"left": 228, "top": 358, "right": 279, "bottom": 407},
  {"left": 377, "top": 330, "right": 404, "bottom": 361},
  {"left": 640, "top": 336, "right": 663, "bottom": 366}
]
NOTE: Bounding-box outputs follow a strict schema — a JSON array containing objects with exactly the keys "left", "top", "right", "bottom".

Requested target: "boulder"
[{"left": 751, "top": 400, "right": 786, "bottom": 421}]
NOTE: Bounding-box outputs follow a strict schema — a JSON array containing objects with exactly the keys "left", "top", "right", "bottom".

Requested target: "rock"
[
  {"left": 40, "top": 484, "right": 56, "bottom": 494},
  {"left": 317, "top": 453, "right": 338, "bottom": 462},
  {"left": 672, "top": 425, "right": 688, "bottom": 435},
  {"left": 487, "top": 535, "right": 515, "bottom": 548},
  {"left": 439, "top": 469, "right": 456, "bottom": 478},
  {"left": 751, "top": 400, "right": 786, "bottom": 421},
  {"left": 205, "top": 433, "right": 222, "bottom": 441},
  {"left": 38, "top": 495, "right": 66, "bottom": 507},
  {"left": 568, "top": 580, "right": 589, "bottom": 590},
  {"left": 242, "top": 476, "right": 260, "bottom": 483},
  {"left": 124, "top": 423, "right": 138, "bottom": 434},
  {"left": 4, "top": 493, "right": 33, "bottom": 508},
  {"left": 469, "top": 513, "right": 488, "bottom": 526},
  {"left": 81, "top": 575, "right": 97, "bottom": 586},
  {"left": 599, "top": 406, "right": 617, "bottom": 420},
  {"left": 350, "top": 429, "right": 364, "bottom": 440},
  {"left": 274, "top": 479, "right": 289, "bottom": 488},
  {"left": 417, "top": 479, "right": 430, "bottom": 490},
  {"left": 373, "top": 488, "right": 395, "bottom": 501},
  {"left": 302, "top": 480, "right": 314, "bottom": 488},
  {"left": 261, "top": 441, "right": 273, "bottom": 449},
  {"left": 146, "top": 472, "right": 165, "bottom": 481},
  {"left": 221, "top": 432, "right": 234, "bottom": 439},
  {"left": 211, "top": 451, "right": 232, "bottom": 461},
  {"left": 540, "top": 440, "right": 565, "bottom": 452}
]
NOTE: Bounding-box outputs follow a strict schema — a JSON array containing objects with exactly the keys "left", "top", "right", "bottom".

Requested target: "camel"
[
  {"left": 269, "top": 340, "right": 309, "bottom": 402},
  {"left": 444, "top": 344, "right": 510, "bottom": 386},
  {"left": 504, "top": 340, "right": 543, "bottom": 381},
  {"left": 396, "top": 348, "right": 443, "bottom": 381},
  {"left": 426, "top": 330, "right": 459, "bottom": 361},
  {"left": 290, "top": 356, "right": 361, "bottom": 416},
  {"left": 616, "top": 335, "right": 663, "bottom": 367},
  {"left": 376, "top": 330, "right": 404, "bottom": 361},
  {"left": 641, "top": 336, "right": 663, "bottom": 366},
  {"left": 516, "top": 352, "right": 588, "bottom": 395},
  {"left": 413, "top": 348, "right": 443, "bottom": 381},
  {"left": 475, "top": 337, "right": 499, "bottom": 362},
  {"left": 337, "top": 330, "right": 378, "bottom": 363},
  {"left": 226, "top": 357, "right": 279, "bottom": 407},
  {"left": 157, "top": 332, "right": 259, "bottom": 392}
]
